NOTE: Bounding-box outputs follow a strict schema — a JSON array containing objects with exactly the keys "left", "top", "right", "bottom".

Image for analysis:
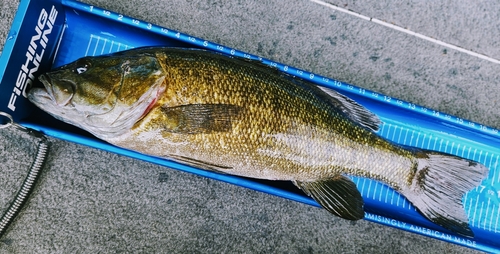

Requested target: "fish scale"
[{"left": 138, "top": 49, "right": 404, "bottom": 181}]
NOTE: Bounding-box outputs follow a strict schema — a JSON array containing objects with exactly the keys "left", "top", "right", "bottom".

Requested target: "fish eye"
[
  {"left": 76, "top": 66, "right": 88, "bottom": 74},
  {"left": 74, "top": 58, "right": 92, "bottom": 74}
]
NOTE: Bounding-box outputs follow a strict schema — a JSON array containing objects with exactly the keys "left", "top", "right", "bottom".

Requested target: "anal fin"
[{"left": 293, "top": 175, "right": 364, "bottom": 220}]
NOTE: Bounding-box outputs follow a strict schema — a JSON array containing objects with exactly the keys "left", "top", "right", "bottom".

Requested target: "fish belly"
[{"left": 111, "top": 123, "right": 413, "bottom": 189}]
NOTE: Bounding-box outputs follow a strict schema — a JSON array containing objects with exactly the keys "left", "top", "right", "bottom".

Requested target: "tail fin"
[{"left": 400, "top": 150, "right": 489, "bottom": 237}]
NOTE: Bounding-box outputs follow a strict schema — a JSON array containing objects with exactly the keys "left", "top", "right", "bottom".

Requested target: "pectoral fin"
[
  {"left": 160, "top": 104, "right": 241, "bottom": 134},
  {"left": 293, "top": 175, "right": 364, "bottom": 220}
]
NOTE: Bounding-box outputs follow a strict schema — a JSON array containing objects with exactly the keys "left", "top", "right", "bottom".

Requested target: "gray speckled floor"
[{"left": 2, "top": 0, "right": 499, "bottom": 253}]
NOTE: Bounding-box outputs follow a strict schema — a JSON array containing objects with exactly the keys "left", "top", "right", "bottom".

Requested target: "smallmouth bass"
[{"left": 28, "top": 47, "right": 488, "bottom": 237}]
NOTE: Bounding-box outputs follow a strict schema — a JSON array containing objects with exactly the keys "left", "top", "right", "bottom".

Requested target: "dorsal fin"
[
  {"left": 316, "top": 85, "right": 381, "bottom": 132},
  {"left": 213, "top": 54, "right": 381, "bottom": 132},
  {"left": 268, "top": 68, "right": 381, "bottom": 132}
]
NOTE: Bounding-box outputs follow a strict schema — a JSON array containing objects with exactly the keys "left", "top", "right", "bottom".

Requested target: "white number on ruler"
[
  {"left": 103, "top": 10, "right": 111, "bottom": 16},
  {"left": 90, "top": 6, "right": 94, "bottom": 12},
  {"left": 322, "top": 77, "right": 329, "bottom": 83},
  {"left": 408, "top": 103, "right": 416, "bottom": 110},
  {"left": 188, "top": 37, "right": 196, "bottom": 42},
  {"left": 384, "top": 96, "right": 391, "bottom": 102},
  {"left": 161, "top": 28, "right": 169, "bottom": 34},
  {"left": 118, "top": 14, "right": 123, "bottom": 21},
  {"left": 132, "top": 19, "right": 140, "bottom": 25},
  {"left": 203, "top": 41, "right": 208, "bottom": 47},
  {"left": 147, "top": 23, "right": 152, "bottom": 29},
  {"left": 216, "top": 45, "right": 224, "bottom": 51},
  {"left": 358, "top": 88, "right": 365, "bottom": 94}
]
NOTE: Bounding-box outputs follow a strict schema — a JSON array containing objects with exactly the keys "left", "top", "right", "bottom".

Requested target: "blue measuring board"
[{"left": 1, "top": 0, "right": 498, "bottom": 252}]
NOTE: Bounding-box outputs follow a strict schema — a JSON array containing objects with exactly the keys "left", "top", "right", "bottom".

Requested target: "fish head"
[{"left": 28, "top": 51, "right": 166, "bottom": 139}]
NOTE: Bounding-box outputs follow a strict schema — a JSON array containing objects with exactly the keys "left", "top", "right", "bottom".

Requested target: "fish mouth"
[
  {"left": 31, "top": 74, "right": 75, "bottom": 106},
  {"left": 28, "top": 74, "right": 54, "bottom": 105}
]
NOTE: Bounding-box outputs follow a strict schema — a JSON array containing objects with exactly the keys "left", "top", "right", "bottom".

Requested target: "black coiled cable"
[{"left": 0, "top": 113, "right": 49, "bottom": 238}]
